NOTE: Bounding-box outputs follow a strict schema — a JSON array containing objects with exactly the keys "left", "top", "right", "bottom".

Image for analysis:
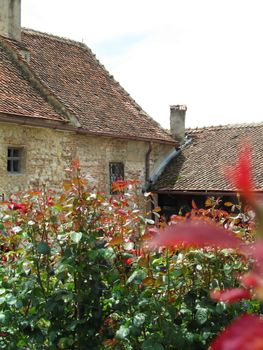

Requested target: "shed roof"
[{"left": 153, "top": 123, "right": 263, "bottom": 192}]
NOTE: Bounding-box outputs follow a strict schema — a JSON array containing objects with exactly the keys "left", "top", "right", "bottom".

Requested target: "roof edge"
[
  {"left": 187, "top": 121, "right": 263, "bottom": 134},
  {"left": 0, "top": 113, "right": 178, "bottom": 145},
  {"left": 154, "top": 189, "right": 263, "bottom": 195}
]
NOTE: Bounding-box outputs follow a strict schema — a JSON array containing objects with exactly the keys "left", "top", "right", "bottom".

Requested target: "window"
[
  {"left": 7, "top": 148, "right": 23, "bottom": 173},
  {"left": 109, "top": 162, "right": 124, "bottom": 193}
]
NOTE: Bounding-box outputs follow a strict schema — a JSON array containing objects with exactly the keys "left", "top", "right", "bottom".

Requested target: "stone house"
[{"left": 0, "top": 0, "right": 181, "bottom": 196}]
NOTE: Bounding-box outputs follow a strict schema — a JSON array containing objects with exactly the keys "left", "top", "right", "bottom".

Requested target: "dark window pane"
[
  {"left": 7, "top": 148, "right": 22, "bottom": 173},
  {"left": 13, "top": 149, "right": 20, "bottom": 157},
  {"left": 7, "top": 160, "right": 12, "bottom": 172},
  {"left": 13, "top": 160, "right": 20, "bottom": 172}
]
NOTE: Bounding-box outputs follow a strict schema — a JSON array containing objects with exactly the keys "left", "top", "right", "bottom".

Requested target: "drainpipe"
[
  {"left": 145, "top": 141, "right": 152, "bottom": 184},
  {"left": 146, "top": 135, "right": 192, "bottom": 190}
]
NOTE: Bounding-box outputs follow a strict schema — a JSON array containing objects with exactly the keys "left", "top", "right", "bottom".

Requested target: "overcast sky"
[{"left": 22, "top": 0, "right": 263, "bottom": 129}]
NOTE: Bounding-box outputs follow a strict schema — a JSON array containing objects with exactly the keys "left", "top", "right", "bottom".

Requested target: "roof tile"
[
  {"left": 153, "top": 123, "right": 263, "bottom": 192},
  {"left": 0, "top": 43, "right": 64, "bottom": 121},
  {"left": 19, "top": 29, "right": 174, "bottom": 143}
]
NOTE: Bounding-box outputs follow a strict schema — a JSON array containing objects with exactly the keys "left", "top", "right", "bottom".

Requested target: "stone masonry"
[{"left": 0, "top": 122, "right": 173, "bottom": 196}]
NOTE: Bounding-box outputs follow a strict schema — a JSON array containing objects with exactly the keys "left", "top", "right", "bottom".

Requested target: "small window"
[
  {"left": 7, "top": 147, "right": 23, "bottom": 173},
  {"left": 109, "top": 162, "right": 124, "bottom": 193}
]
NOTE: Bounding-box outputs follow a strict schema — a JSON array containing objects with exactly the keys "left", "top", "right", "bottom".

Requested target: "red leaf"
[
  {"left": 211, "top": 314, "right": 263, "bottom": 350},
  {"left": 225, "top": 144, "right": 255, "bottom": 201},
  {"left": 116, "top": 209, "right": 126, "bottom": 216},
  {"left": 123, "top": 258, "right": 133, "bottom": 265},
  {"left": 170, "top": 215, "right": 185, "bottom": 223},
  {"left": 192, "top": 199, "right": 198, "bottom": 209},
  {"left": 240, "top": 272, "right": 261, "bottom": 288},
  {"left": 210, "top": 288, "right": 251, "bottom": 303},
  {"left": 149, "top": 220, "right": 243, "bottom": 249},
  {"left": 111, "top": 180, "right": 127, "bottom": 192}
]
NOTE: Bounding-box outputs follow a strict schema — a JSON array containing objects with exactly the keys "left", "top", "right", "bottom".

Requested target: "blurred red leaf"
[
  {"left": 150, "top": 221, "right": 243, "bottom": 249},
  {"left": 192, "top": 200, "right": 198, "bottom": 209},
  {"left": 240, "top": 272, "right": 261, "bottom": 288},
  {"left": 211, "top": 314, "right": 263, "bottom": 350},
  {"left": 225, "top": 144, "right": 255, "bottom": 201},
  {"left": 210, "top": 288, "right": 251, "bottom": 303}
]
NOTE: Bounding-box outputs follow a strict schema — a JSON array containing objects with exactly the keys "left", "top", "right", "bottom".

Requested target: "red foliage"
[
  {"left": 150, "top": 220, "right": 243, "bottom": 249},
  {"left": 123, "top": 258, "right": 133, "bottom": 265},
  {"left": 226, "top": 144, "right": 255, "bottom": 201},
  {"left": 211, "top": 314, "right": 263, "bottom": 350},
  {"left": 112, "top": 179, "right": 127, "bottom": 192},
  {"left": 210, "top": 288, "right": 251, "bottom": 303},
  {"left": 8, "top": 201, "right": 27, "bottom": 213},
  {"left": 111, "top": 179, "right": 140, "bottom": 193},
  {"left": 240, "top": 272, "right": 262, "bottom": 289}
]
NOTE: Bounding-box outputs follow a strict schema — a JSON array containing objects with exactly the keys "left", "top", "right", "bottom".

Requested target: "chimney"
[
  {"left": 170, "top": 105, "right": 187, "bottom": 145},
  {"left": 0, "top": 0, "right": 21, "bottom": 41}
]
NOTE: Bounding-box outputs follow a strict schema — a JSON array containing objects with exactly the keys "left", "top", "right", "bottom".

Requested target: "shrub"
[{"left": 0, "top": 153, "right": 260, "bottom": 349}]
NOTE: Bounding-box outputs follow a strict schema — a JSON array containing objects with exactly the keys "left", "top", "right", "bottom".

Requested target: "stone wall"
[{"left": 0, "top": 122, "right": 173, "bottom": 196}]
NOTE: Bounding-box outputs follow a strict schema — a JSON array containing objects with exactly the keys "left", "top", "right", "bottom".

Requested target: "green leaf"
[
  {"left": 5, "top": 294, "right": 17, "bottom": 306},
  {"left": 37, "top": 241, "right": 50, "bottom": 255},
  {"left": 223, "top": 263, "right": 232, "bottom": 274},
  {"left": 133, "top": 313, "right": 146, "bottom": 327},
  {"left": 145, "top": 218, "right": 155, "bottom": 225},
  {"left": 0, "top": 313, "right": 5, "bottom": 324},
  {"left": 216, "top": 302, "right": 226, "bottom": 314},
  {"left": 115, "top": 325, "right": 129, "bottom": 340},
  {"left": 142, "top": 340, "right": 164, "bottom": 350},
  {"left": 195, "top": 307, "right": 208, "bottom": 325},
  {"left": 70, "top": 231, "right": 83, "bottom": 244},
  {"left": 126, "top": 270, "right": 146, "bottom": 285}
]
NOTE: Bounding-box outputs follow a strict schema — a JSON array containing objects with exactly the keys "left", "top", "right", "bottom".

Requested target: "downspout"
[
  {"left": 146, "top": 135, "right": 192, "bottom": 190},
  {"left": 145, "top": 141, "right": 152, "bottom": 184}
]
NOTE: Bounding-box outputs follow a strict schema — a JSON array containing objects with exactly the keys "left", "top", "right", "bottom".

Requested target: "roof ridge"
[
  {"left": 0, "top": 34, "right": 81, "bottom": 127},
  {"left": 187, "top": 121, "right": 263, "bottom": 133},
  {"left": 22, "top": 28, "right": 173, "bottom": 140},
  {"left": 22, "top": 28, "right": 86, "bottom": 48}
]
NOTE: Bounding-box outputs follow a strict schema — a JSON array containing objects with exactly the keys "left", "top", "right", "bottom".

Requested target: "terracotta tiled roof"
[
  {"left": 152, "top": 123, "right": 263, "bottom": 192},
  {"left": 10, "top": 29, "right": 175, "bottom": 143},
  {"left": 0, "top": 41, "right": 64, "bottom": 121}
]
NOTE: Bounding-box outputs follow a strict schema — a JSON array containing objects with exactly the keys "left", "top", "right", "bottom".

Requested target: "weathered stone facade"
[{"left": 0, "top": 122, "right": 173, "bottom": 196}]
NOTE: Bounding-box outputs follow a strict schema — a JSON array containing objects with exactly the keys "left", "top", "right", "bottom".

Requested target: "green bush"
[{"left": 0, "top": 162, "right": 258, "bottom": 349}]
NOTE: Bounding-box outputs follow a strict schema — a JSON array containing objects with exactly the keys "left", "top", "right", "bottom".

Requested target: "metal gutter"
[
  {"left": 146, "top": 135, "right": 192, "bottom": 190},
  {"left": 145, "top": 142, "right": 152, "bottom": 183}
]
